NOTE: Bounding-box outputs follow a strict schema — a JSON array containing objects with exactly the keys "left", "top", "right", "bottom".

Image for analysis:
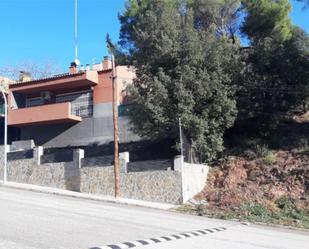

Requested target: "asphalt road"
[{"left": 0, "top": 187, "right": 308, "bottom": 249}]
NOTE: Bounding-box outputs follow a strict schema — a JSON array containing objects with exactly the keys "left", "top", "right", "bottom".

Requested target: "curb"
[
  {"left": 91, "top": 227, "right": 227, "bottom": 249},
  {"left": 0, "top": 181, "right": 176, "bottom": 210}
]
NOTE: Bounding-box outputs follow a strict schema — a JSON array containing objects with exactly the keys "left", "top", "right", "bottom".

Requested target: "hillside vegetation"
[
  {"left": 116, "top": 0, "right": 309, "bottom": 228},
  {"left": 182, "top": 118, "right": 309, "bottom": 228}
]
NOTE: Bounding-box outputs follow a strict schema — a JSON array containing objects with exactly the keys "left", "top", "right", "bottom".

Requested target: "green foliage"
[
  {"left": 275, "top": 196, "right": 295, "bottom": 213},
  {"left": 242, "top": 0, "right": 293, "bottom": 43},
  {"left": 196, "top": 204, "right": 205, "bottom": 216},
  {"left": 179, "top": 198, "right": 309, "bottom": 229},
  {"left": 242, "top": 203, "right": 269, "bottom": 219},
  {"left": 119, "top": 0, "right": 240, "bottom": 162},
  {"left": 118, "top": 0, "right": 309, "bottom": 162},
  {"left": 240, "top": 200, "right": 309, "bottom": 228},
  {"left": 238, "top": 5, "right": 309, "bottom": 132},
  {"left": 274, "top": 196, "right": 309, "bottom": 221},
  {"left": 262, "top": 151, "right": 276, "bottom": 165},
  {"left": 189, "top": 0, "right": 241, "bottom": 38}
]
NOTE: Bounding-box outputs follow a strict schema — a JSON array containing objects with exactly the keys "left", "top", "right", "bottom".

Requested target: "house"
[
  {"left": 7, "top": 57, "right": 139, "bottom": 148},
  {"left": 1, "top": 76, "right": 20, "bottom": 143}
]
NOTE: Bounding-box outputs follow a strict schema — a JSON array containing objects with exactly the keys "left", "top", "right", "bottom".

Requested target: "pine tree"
[{"left": 238, "top": 0, "right": 309, "bottom": 133}]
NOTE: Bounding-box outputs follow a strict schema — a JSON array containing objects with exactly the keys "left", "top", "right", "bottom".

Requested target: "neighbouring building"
[
  {"left": 1, "top": 76, "right": 20, "bottom": 143},
  {"left": 7, "top": 57, "right": 139, "bottom": 148}
]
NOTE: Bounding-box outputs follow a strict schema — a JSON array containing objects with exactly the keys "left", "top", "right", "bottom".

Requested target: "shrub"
[
  {"left": 196, "top": 204, "right": 205, "bottom": 216},
  {"left": 241, "top": 203, "right": 270, "bottom": 219},
  {"left": 263, "top": 152, "right": 276, "bottom": 165}
]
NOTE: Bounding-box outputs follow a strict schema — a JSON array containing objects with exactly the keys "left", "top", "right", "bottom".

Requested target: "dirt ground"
[
  {"left": 196, "top": 151, "right": 308, "bottom": 210},
  {"left": 188, "top": 150, "right": 309, "bottom": 228}
]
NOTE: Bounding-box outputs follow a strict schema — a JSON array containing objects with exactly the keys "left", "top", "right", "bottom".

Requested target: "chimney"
[
  {"left": 102, "top": 56, "right": 112, "bottom": 70},
  {"left": 19, "top": 71, "right": 31, "bottom": 82},
  {"left": 69, "top": 62, "right": 77, "bottom": 74}
]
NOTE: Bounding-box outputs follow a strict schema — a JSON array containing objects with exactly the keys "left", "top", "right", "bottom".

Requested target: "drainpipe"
[{"left": 0, "top": 90, "right": 7, "bottom": 184}]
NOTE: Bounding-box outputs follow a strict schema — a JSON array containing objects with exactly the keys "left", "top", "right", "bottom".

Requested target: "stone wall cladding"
[
  {"left": 80, "top": 166, "right": 115, "bottom": 196},
  {"left": 121, "top": 171, "right": 182, "bottom": 204},
  {"left": 7, "top": 159, "right": 81, "bottom": 191},
  {"left": 0, "top": 151, "right": 204, "bottom": 205},
  {"left": 80, "top": 165, "right": 182, "bottom": 204}
]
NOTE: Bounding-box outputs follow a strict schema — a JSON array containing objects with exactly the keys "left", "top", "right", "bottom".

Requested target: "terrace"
[{"left": 8, "top": 71, "right": 98, "bottom": 126}]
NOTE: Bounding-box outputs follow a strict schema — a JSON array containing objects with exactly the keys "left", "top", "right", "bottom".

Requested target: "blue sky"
[{"left": 0, "top": 0, "right": 308, "bottom": 72}]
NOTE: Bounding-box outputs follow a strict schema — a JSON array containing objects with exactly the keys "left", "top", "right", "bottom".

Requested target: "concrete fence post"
[
  {"left": 173, "top": 155, "right": 184, "bottom": 172},
  {"left": 174, "top": 155, "right": 185, "bottom": 204},
  {"left": 73, "top": 149, "right": 84, "bottom": 168},
  {"left": 34, "top": 146, "right": 44, "bottom": 165},
  {"left": 119, "top": 152, "right": 129, "bottom": 173}
]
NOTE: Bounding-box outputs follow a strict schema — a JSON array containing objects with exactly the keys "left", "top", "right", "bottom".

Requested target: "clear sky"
[{"left": 0, "top": 0, "right": 308, "bottom": 72}]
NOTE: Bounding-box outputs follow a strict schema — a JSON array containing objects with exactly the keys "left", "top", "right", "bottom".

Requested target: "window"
[
  {"left": 56, "top": 91, "right": 93, "bottom": 117},
  {"left": 26, "top": 97, "right": 44, "bottom": 107}
]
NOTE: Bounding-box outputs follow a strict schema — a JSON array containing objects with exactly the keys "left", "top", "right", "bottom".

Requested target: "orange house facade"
[{"left": 7, "top": 57, "right": 138, "bottom": 147}]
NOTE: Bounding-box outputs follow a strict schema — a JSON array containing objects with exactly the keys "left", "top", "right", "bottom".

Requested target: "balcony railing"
[{"left": 8, "top": 102, "right": 82, "bottom": 126}]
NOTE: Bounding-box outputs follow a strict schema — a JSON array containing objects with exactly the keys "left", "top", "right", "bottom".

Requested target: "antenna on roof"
[{"left": 74, "top": 0, "right": 80, "bottom": 66}]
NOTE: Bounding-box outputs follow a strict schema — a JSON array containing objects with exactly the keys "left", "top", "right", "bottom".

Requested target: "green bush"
[
  {"left": 263, "top": 152, "right": 276, "bottom": 165},
  {"left": 242, "top": 203, "right": 270, "bottom": 219},
  {"left": 275, "top": 196, "right": 295, "bottom": 212},
  {"left": 196, "top": 204, "right": 205, "bottom": 216}
]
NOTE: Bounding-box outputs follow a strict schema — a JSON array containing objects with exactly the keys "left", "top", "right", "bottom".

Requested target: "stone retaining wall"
[
  {"left": 121, "top": 170, "right": 182, "bottom": 203},
  {"left": 79, "top": 165, "right": 182, "bottom": 204},
  {"left": 5, "top": 159, "right": 80, "bottom": 191},
  {"left": 0, "top": 145, "right": 208, "bottom": 204}
]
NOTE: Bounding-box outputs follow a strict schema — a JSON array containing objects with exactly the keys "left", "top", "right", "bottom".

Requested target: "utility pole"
[
  {"left": 1, "top": 90, "right": 7, "bottom": 184},
  {"left": 111, "top": 55, "right": 120, "bottom": 198}
]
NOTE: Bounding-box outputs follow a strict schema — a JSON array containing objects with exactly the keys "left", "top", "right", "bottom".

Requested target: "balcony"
[
  {"left": 9, "top": 71, "right": 98, "bottom": 94},
  {"left": 8, "top": 102, "right": 82, "bottom": 126}
]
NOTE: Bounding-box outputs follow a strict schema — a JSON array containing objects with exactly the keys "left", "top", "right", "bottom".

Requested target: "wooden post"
[{"left": 112, "top": 55, "right": 120, "bottom": 198}]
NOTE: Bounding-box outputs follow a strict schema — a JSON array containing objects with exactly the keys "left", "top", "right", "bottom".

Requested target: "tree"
[
  {"left": 0, "top": 60, "right": 61, "bottom": 81},
  {"left": 238, "top": 0, "right": 309, "bottom": 133},
  {"left": 241, "top": 0, "right": 293, "bottom": 44},
  {"left": 189, "top": 0, "right": 241, "bottom": 40},
  {"left": 119, "top": 0, "right": 240, "bottom": 162}
]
